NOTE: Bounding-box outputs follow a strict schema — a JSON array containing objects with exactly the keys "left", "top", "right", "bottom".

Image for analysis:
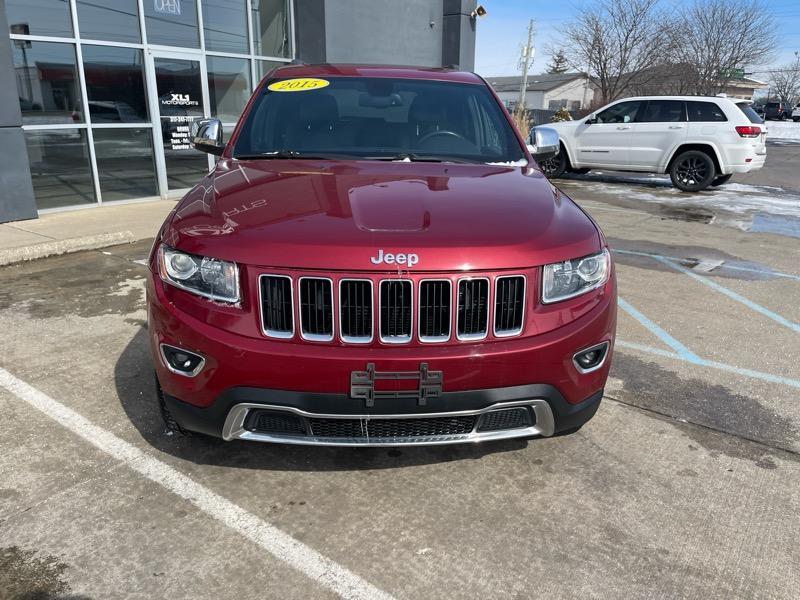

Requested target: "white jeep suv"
[{"left": 538, "top": 96, "right": 767, "bottom": 192}]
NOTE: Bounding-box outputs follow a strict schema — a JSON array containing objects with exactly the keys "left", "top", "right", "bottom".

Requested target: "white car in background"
[
  {"left": 792, "top": 103, "right": 800, "bottom": 122},
  {"left": 537, "top": 96, "right": 767, "bottom": 192}
]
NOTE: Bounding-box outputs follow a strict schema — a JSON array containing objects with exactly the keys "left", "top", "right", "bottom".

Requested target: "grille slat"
[
  {"left": 245, "top": 411, "right": 307, "bottom": 435},
  {"left": 340, "top": 280, "right": 373, "bottom": 342},
  {"left": 494, "top": 276, "right": 525, "bottom": 336},
  {"left": 457, "top": 279, "right": 489, "bottom": 339},
  {"left": 477, "top": 407, "right": 533, "bottom": 432},
  {"left": 299, "top": 278, "right": 333, "bottom": 341},
  {"left": 380, "top": 280, "right": 412, "bottom": 342},
  {"left": 260, "top": 275, "right": 293, "bottom": 338},
  {"left": 309, "top": 416, "right": 477, "bottom": 439},
  {"left": 419, "top": 280, "right": 451, "bottom": 341}
]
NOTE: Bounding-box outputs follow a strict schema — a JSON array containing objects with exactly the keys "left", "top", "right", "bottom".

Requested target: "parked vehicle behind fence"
[
  {"left": 539, "top": 95, "right": 766, "bottom": 192},
  {"left": 764, "top": 101, "right": 789, "bottom": 120}
]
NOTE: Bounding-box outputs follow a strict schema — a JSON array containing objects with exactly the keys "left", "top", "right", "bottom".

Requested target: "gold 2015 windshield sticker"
[{"left": 267, "top": 78, "right": 330, "bottom": 92}]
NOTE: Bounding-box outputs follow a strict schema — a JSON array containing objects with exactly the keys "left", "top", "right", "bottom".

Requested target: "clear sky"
[{"left": 474, "top": 0, "right": 800, "bottom": 81}]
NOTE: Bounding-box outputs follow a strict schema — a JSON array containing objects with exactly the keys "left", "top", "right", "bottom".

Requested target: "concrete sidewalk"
[{"left": 0, "top": 199, "right": 174, "bottom": 266}]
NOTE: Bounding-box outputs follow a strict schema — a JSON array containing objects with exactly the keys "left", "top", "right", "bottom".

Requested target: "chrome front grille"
[
  {"left": 259, "top": 275, "right": 294, "bottom": 338},
  {"left": 457, "top": 278, "right": 489, "bottom": 340},
  {"left": 339, "top": 279, "right": 373, "bottom": 343},
  {"left": 418, "top": 280, "right": 451, "bottom": 342},
  {"left": 260, "top": 273, "right": 527, "bottom": 343},
  {"left": 299, "top": 277, "right": 334, "bottom": 341},
  {"left": 494, "top": 276, "right": 526, "bottom": 337},
  {"left": 380, "top": 280, "right": 413, "bottom": 343}
]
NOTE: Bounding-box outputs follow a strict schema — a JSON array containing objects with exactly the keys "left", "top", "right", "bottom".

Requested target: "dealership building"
[{"left": 0, "top": 0, "right": 477, "bottom": 224}]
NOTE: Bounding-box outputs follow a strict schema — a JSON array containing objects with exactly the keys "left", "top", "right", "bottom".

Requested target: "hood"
[{"left": 164, "top": 159, "right": 600, "bottom": 271}]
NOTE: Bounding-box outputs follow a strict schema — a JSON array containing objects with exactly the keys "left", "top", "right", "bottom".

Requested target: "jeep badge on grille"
[{"left": 370, "top": 249, "right": 419, "bottom": 267}]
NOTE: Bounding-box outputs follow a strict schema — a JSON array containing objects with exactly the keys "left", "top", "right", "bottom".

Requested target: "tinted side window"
[
  {"left": 736, "top": 103, "right": 763, "bottom": 124},
  {"left": 686, "top": 101, "right": 727, "bottom": 122},
  {"left": 595, "top": 101, "right": 642, "bottom": 124},
  {"left": 638, "top": 100, "right": 685, "bottom": 122}
]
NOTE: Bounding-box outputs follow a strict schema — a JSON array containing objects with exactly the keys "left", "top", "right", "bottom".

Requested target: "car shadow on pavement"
[
  {"left": 115, "top": 327, "right": 529, "bottom": 471},
  {"left": 559, "top": 171, "right": 673, "bottom": 189}
]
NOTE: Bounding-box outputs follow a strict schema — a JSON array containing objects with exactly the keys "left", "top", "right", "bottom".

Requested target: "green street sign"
[{"left": 720, "top": 67, "right": 745, "bottom": 79}]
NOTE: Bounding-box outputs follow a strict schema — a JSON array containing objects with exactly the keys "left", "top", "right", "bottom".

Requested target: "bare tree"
[
  {"left": 669, "top": 0, "right": 777, "bottom": 95},
  {"left": 559, "top": 0, "right": 671, "bottom": 103},
  {"left": 769, "top": 53, "right": 800, "bottom": 105}
]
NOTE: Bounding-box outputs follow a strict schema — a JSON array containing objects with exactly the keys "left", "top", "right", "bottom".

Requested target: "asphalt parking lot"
[{"left": 1, "top": 144, "right": 799, "bottom": 599}]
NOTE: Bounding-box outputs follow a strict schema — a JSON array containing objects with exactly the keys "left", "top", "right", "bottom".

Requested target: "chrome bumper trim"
[{"left": 221, "top": 399, "right": 555, "bottom": 446}]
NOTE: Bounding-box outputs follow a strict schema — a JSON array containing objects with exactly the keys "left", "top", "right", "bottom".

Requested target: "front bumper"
[
  {"left": 162, "top": 385, "right": 603, "bottom": 446},
  {"left": 148, "top": 268, "right": 615, "bottom": 446}
]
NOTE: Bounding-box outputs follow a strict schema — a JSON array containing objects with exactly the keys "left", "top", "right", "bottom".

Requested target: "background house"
[{"left": 486, "top": 72, "right": 594, "bottom": 112}]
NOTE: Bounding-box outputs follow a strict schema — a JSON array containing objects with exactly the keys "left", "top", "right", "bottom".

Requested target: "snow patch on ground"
[
  {"left": 765, "top": 121, "right": 800, "bottom": 142},
  {"left": 110, "top": 277, "right": 146, "bottom": 298},
  {"left": 587, "top": 180, "right": 800, "bottom": 218}
]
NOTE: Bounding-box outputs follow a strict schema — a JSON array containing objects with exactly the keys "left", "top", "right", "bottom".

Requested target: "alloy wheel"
[{"left": 675, "top": 156, "right": 709, "bottom": 187}]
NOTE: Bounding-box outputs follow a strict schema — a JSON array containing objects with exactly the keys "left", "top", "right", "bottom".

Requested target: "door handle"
[
  {"left": 616, "top": 125, "right": 631, "bottom": 130},
  {"left": 668, "top": 125, "right": 685, "bottom": 129}
]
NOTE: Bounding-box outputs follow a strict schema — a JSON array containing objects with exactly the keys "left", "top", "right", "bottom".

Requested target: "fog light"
[
  {"left": 160, "top": 344, "right": 205, "bottom": 377},
  {"left": 572, "top": 342, "right": 609, "bottom": 374}
]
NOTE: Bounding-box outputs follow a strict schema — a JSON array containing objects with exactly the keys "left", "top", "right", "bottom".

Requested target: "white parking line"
[{"left": 0, "top": 367, "right": 394, "bottom": 600}]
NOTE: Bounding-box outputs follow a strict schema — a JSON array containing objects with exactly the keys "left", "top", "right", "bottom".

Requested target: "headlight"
[
  {"left": 157, "top": 244, "right": 240, "bottom": 303},
  {"left": 541, "top": 248, "right": 610, "bottom": 304}
]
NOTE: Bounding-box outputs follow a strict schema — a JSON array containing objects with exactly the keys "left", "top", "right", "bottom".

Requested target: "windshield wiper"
[
  {"left": 368, "top": 153, "right": 482, "bottom": 164},
  {"left": 233, "top": 150, "right": 356, "bottom": 160}
]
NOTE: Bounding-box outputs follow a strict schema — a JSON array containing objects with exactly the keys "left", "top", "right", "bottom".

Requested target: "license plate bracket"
[{"left": 350, "top": 363, "right": 443, "bottom": 407}]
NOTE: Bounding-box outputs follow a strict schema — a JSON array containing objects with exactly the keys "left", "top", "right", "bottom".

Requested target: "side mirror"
[
  {"left": 527, "top": 127, "right": 560, "bottom": 161},
  {"left": 191, "top": 118, "right": 224, "bottom": 156},
  {"left": 585, "top": 116, "right": 597, "bottom": 125}
]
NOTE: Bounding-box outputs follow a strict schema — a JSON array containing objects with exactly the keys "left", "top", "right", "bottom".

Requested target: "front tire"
[
  {"left": 793, "top": 116, "right": 800, "bottom": 122},
  {"left": 670, "top": 150, "right": 716, "bottom": 192},
  {"left": 538, "top": 149, "right": 567, "bottom": 178},
  {"left": 711, "top": 173, "right": 733, "bottom": 187}
]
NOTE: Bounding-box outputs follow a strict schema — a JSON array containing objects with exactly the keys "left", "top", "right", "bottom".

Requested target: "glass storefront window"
[
  {"left": 12, "top": 42, "right": 82, "bottom": 125},
  {"left": 25, "top": 129, "right": 95, "bottom": 210},
  {"left": 208, "top": 56, "right": 251, "bottom": 123},
  {"left": 153, "top": 56, "right": 208, "bottom": 189},
  {"left": 5, "top": 0, "right": 73, "bottom": 38},
  {"left": 202, "top": 0, "right": 248, "bottom": 54},
  {"left": 255, "top": 59, "right": 282, "bottom": 82},
  {"left": 76, "top": 0, "right": 141, "bottom": 44},
  {"left": 251, "top": 0, "right": 291, "bottom": 58},
  {"left": 144, "top": 0, "right": 199, "bottom": 48},
  {"left": 92, "top": 129, "right": 158, "bottom": 201},
  {"left": 82, "top": 46, "right": 148, "bottom": 123}
]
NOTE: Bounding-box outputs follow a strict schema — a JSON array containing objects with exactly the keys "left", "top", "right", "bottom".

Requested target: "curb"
[{"left": 0, "top": 231, "right": 137, "bottom": 267}]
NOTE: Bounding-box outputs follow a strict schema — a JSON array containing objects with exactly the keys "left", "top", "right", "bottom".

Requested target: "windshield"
[{"left": 232, "top": 76, "right": 525, "bottom": 163}]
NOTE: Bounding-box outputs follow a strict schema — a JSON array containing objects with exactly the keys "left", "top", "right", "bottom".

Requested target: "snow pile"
[{"left": 765, "top": 121, "right": 800, "bottom": 142}]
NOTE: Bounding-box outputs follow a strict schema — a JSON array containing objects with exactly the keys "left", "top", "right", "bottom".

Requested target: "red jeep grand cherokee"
[{"left": 146, "top": 64, "right": 616, "bottom": 446}]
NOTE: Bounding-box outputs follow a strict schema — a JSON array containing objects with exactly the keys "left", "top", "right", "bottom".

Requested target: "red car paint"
[{"left": 147, "top": 64, "right": 616, "bottom": 444}]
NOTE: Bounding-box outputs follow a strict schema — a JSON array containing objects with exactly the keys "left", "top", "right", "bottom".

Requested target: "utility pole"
[{"left": 517, "top": 19, "right": 535, "bottom": 111}]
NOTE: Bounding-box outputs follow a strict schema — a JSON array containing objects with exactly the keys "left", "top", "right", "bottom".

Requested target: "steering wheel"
[{"left": 417, "top": 129, "right": 469, "bottom": 144}]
